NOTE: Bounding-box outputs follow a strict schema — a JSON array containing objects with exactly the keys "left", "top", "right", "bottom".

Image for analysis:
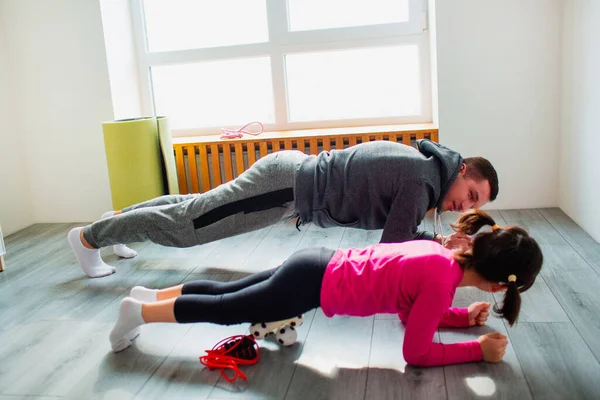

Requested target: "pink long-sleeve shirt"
[{"left": 320, "top": 240, "right": 483, "bottom": 367}]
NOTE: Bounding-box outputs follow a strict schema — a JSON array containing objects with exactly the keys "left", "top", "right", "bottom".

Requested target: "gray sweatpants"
[{"left": 83, "top": 151, "right": 308, "bottom": 248}]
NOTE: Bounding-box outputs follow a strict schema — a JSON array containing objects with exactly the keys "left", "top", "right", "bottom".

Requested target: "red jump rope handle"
[{"left": 199, "top": 334, "right": 260, "bottom": 382}]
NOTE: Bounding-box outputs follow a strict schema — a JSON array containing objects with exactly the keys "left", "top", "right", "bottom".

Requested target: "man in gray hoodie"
[{"left": 68, "top": 139, "right": 498, "bottom": 277}]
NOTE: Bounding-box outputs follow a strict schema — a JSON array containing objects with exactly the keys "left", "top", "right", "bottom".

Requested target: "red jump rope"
[{"left": 199, "top": 334, "right": 261, "bottom": 382}]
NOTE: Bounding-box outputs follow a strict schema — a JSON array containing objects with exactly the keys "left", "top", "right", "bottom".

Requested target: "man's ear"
[{"left": 460, "top": 163, "right": 467, "bottom": 175}]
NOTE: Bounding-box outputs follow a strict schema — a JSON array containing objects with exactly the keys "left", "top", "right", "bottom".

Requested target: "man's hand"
[
  {"left": 442, "top": 232, "right": 473, "bottom": 251},
  {"left": 478, "top": 332, "right": 508, "bottom": 363},
  {"left": 468, "top": 302, "right": 491, "bottom": 326}
]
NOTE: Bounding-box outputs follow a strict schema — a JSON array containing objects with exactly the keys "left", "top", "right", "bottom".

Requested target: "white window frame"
[{"left": 130, "top": 0, "right": 431, "bottom": 136}]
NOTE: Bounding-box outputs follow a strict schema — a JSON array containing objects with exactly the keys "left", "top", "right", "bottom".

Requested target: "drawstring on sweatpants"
[{"left": 283, "top": 211, "right": 304, "bottom": 232}]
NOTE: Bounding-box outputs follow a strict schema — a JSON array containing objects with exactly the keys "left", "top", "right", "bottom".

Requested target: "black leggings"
[{"left": 174, "top": 247, "right": 337, "bottom": 324}]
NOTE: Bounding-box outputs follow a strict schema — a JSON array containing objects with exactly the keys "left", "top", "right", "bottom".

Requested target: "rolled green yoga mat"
[
  {"left": 103, "top": 117, "right": 179, "bottom": 210},
  {"left": 157, "top": 116, "right": 180, "bottom": 195}
]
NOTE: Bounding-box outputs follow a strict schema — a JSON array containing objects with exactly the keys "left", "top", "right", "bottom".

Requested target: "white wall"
[
  {"left": 433, "top": 0, "right": 562, "bottom": 209},
  {"left": 559, "top": 0, "right": 600, "bottom": 242},
  {"left": 427, "top": 0, "right": 439, "bottom": 127},
  {"left": 1, "top": 0, "right": 115, "bottom": 227},
  {"left": 0, "top": 0, "right": 32, "bottom": 235},
  {"left": 99, "top": 0, "right": 143, "bottom": 120}
]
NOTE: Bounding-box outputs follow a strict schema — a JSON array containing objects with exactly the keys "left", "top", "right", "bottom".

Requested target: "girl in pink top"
[{"left": 109, "top": 210, "right": 543, "bottom": 367}]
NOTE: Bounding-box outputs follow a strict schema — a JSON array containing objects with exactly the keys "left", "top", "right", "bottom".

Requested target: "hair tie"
[
  {"left": 492, "top": 224, "right": 501, "bottom": 231},
  {"left": 508, "top": 274, "right": 517, "bottom": 283}
]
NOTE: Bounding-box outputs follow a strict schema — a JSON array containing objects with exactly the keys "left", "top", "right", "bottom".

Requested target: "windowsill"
[{"left": 172, "top": 123, "right": 438, "bottom": 145}]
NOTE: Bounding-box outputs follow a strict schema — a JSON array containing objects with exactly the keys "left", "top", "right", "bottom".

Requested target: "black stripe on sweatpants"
[{"left": 192, "top": 188, "right": 295, "bottom": 229}]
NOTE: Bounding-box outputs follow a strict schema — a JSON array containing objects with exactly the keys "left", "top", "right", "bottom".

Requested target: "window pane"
[
  {"left": 143, "top": 0, "right": 268, "bottom": 52},
  {"left": 286, "top": 46, "right": 421, "bottom": 122},
  {"left": 151, "top": 58, "right": 275, "bottom": 129},
  {"left": 288, "top": 0, "right": 409, "bottom": 31}
]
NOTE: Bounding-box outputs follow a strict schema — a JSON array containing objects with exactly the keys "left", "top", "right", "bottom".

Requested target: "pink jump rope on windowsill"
[{"left": 220, "top": 121, "right": 264, "bottom": 139}]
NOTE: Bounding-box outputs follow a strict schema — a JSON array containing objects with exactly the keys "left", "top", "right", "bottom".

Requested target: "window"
[{"left": 131, "top": 0, "right": 430, "bottom": 135}]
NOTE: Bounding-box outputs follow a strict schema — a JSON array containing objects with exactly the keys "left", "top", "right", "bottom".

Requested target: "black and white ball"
[
  {"left": 249, "top": 322, "right": 271, "bottom": 339},
  {"left": 249, "top": 314, "right": 304, "bottom": 344},
  {"left": 275, "top": 325, "right": 297, "bottom": 346}
]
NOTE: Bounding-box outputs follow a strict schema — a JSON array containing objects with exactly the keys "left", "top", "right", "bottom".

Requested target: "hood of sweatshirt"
[{"left": 416, "top": 139, "right": 463, "bottom": 209}]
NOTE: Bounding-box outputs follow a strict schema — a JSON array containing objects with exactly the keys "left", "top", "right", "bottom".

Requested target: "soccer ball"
[
  {"left": 275, "top": 325, "right": 297, "bottom": 346},
  {"left": 249, "top": 315, "right": 304, "bottom": 345}
]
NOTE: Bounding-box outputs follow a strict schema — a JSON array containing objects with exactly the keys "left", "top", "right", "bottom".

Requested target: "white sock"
[
  {"left": 100, "top": 211, "right": 137, "bottom": 259},
  {"left": 110, "top": 297, "right": 146, "bottom": 352},
  {"left": 68, "top": 227, "right": 116, "bottom": 278},
  {"left": 130, "top": 286, "right": 159, "bottom": 303},
  {"left": 112, "top": 244, "right": 137, "bottom": 259}
]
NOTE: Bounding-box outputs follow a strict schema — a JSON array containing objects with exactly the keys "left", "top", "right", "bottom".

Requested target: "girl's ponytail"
[{"left": 494, "top": 274, "right": 522, "bottom": 326}]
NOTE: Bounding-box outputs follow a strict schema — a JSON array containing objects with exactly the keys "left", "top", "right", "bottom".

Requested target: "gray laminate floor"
[{"left": 1, "top": 208, "right": 599, "bottom": 400}]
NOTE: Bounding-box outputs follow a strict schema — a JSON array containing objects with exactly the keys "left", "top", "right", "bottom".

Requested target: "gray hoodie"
[{"left": 294, "top": 139, "right": 463, "bottom": 242}]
